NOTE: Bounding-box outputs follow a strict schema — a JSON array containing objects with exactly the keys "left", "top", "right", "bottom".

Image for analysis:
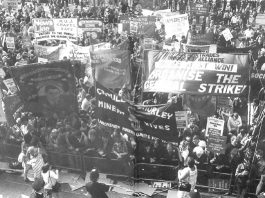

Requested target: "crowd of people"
[{"left": 1, "top": 0, "right": 265, "bottom": 197}]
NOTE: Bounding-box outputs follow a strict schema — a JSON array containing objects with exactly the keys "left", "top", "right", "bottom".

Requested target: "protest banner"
[
  {"left": 96, "top": 82, "right": 178, "bottom": 142},
  {"left": 38, "top": 57, "right": 48, "bottom": 63},
  {"left": 161, "top": 14, "right": 189, "bottom": 40},
  {"left": 175, "top": 111, "right": 188, "bottom": 129},
  {"left": 189, "top": 1, "right": 209, "bottom": 16},
  {"left": 10, "top": 61, "right": 78, "bottom": 118},
  {"left": 95, "top": 81, "right": 136, "bottom": 136},
  {"left": 222, "top": 28, "right": 233, "bottom": 41},
  {"left": 34, "top": 44, "right": 61, "bottom": 61},
  {"left": 2, "top": 94, "right": 23, "bottom": 126},
  {"left": 250, "top": 69, "right": 265, "bottom": 101},
  {"left": 207, "top": 135, "right": 227, "bottom": 154},
  {"left": 5, "top": 37, "right": 15, "bottom": 49},
  {"left": 187, "top": 32, "right": 215, "bottom": 45},
  {"left": 64, "top": 41, "right": 92, "bottom": 83},
  {"left": 182, "top": 44, "right": 212, "bottom": 53},
  {"left": 205, "top": 117, "right": 225, "bottom": 136},
  {"left": 184, "top": 95, "right": 216, "bottom": 117},
  {"left": 119, "top": 15, "right": 156, "bottom": 37},
  {"left": 144, "top": 52, "right": 249, "bottom": 96},
  {"left": 77, "top": 19, "right": 103, "bottom": 44},
  {"left": 3, "top": 0, "right": 18, "bottom": 10},
  {"left": 33, "top": 18, "right": 78, "bottom": 41},
  {"left": 91, "top": 48, "right": 131, "bottom": 89}
]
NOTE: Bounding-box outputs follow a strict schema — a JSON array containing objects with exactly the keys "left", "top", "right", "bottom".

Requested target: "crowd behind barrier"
[{"left": 1, "top": 0, "right": 265, "bottom": 197}]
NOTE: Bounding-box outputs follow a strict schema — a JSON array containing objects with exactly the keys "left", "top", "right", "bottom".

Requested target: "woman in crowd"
[{"left": 178, "top": 157, "right": 198, "bottom": 197}]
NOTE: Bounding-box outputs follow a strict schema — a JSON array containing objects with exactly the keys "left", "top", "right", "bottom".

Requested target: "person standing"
[
  {"left": 85, "top": 169, "right": 110, "bottom": 198},
  {"left": 177, "top": 157, "right": 198, "bottom": 197}
]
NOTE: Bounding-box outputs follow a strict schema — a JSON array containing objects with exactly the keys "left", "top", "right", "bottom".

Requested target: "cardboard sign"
[
  {"left": 6, "top": 37, "right": 15, "bottom": 49},
  {"left": 3, "top": 78, "right": 18, "bottom": 94},
  {"left": 207, "top": 135, "right": 227, "bottom": 154},
  {"left": 38, "top": 57, "right": 48, "bottom": 63},
  {"left": 175, "top": 111, "right": 188, "bottom": 129},
  {"left": 222, "top": 28, "right": 233, "bottom": 41},
  {"left": 143, "top": 38, "right": 153, "bottom": 50},
  {"left": 206, "top": 117, "right": 225, "bottom": 136},
  {"left": 3, "top": 0, "right": 18, "bottom": 10}
]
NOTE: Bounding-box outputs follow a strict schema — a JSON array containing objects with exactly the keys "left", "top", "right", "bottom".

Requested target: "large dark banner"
[
  {"left": 144, "top": 52, "right": 249, "bottom": 96},
  {"left": 95, "top": 82, "right": 177, "bottom": 142},
  {"left": 2, "top": 94, "right": 23, "bottom": 126},
  {"left": 250, "top": 69, "right": 265, "bottom": 101},
  {"left": 10, "top": 61, "right": 77, "bottom": 118},
  {"left": 92, "top": 49, "right": 131, "bottom": 89}
]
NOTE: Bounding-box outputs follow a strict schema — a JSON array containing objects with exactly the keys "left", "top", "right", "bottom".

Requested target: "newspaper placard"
[
  {"left": 3, "top": 0, "right": 18, "bottom": 10},
  {"left": 38, "top": 57, "right": 49, "bottom": 63},
  {"left": 222, "top": 28, "right": 233, "bottom": 41},
  {"left": 207, "top": 135, "right": 227, "bottom": 154},
  {"left": 175, "top": 111, "right": 188, "bottom": 129},
  {"left": 205, "top": 117, "right": 225, "bottom": 136},
  {"left": 143, "top": 38, "right": 153, "bottom": 50},
  {"left": 3, "top": 78, "right": 18, "bottom": 94},
  {"left": 5, "top": 37, "right": 15, "bottom": 49}
]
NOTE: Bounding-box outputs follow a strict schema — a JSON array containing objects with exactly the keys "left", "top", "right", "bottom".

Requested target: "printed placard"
[
  {"left": 6, "top": 37, "right": 15, "bottom": 49},
  {"left": 175, "top": 111, "right": 188, "bottom": 129},
  {"left": 207, "top": 135, "right": 227, "bottom": 154},
  {"left": 205, "top": 117, "right": 225, "bottom": 136}
]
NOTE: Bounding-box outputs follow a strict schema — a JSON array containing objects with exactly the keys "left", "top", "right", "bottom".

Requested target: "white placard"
[{"left": 205, "top": 117, "right": 225, "bottom": 136}]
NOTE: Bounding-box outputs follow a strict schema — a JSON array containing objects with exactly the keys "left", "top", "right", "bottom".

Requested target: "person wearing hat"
[{"left": 85, "top": 169, "right": 110, "bottom": 198}]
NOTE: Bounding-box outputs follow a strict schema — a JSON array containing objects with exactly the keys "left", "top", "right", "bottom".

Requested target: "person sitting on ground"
[{"left": 41, "top": 163, "right": 59, "bottom": 198}]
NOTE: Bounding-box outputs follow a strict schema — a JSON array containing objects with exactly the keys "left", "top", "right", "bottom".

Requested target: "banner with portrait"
[
  {"left": 92, "top": 49, "right": 131, "bottom": 89},
  {"left": 2, "top": 95, "right": 23, "bottom": 126},
  {"left": 10, "top": 61, "right": 78, "bottom": 118},
  {"left": 77, "top": 19, "right": 103, "bottom": 44},
  {"left": 144, "top": 52, "right": 249, "bottom": 96}
]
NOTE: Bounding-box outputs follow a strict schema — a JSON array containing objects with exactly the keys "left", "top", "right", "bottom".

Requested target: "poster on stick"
[
  {"left": 205, "top": 117, "right": 225, "bottom": 136},
  {"left": 207, "top": 135, "right": 227, "bottom": 154}
]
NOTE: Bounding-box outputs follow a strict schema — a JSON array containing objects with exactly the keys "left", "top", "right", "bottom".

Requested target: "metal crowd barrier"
[{"left": 0, "top": 142, "right": 261, "bottom": 195}]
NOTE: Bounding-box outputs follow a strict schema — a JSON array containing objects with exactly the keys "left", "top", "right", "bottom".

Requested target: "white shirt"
[
  {"left": 245, "top": 28, "right": 255, "bottom": 38},
  {"left": 41, "top": 170, "right": 59, "bottom": 185}
]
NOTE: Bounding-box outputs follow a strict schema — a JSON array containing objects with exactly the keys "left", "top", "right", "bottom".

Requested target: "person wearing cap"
[{"left": 85, "top": 169, "right": 110, "bottom": 198}]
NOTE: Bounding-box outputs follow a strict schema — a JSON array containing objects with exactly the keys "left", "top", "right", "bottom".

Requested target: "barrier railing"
[{"left": 0, "top": 142, "right": 260, "bottom": 196}]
